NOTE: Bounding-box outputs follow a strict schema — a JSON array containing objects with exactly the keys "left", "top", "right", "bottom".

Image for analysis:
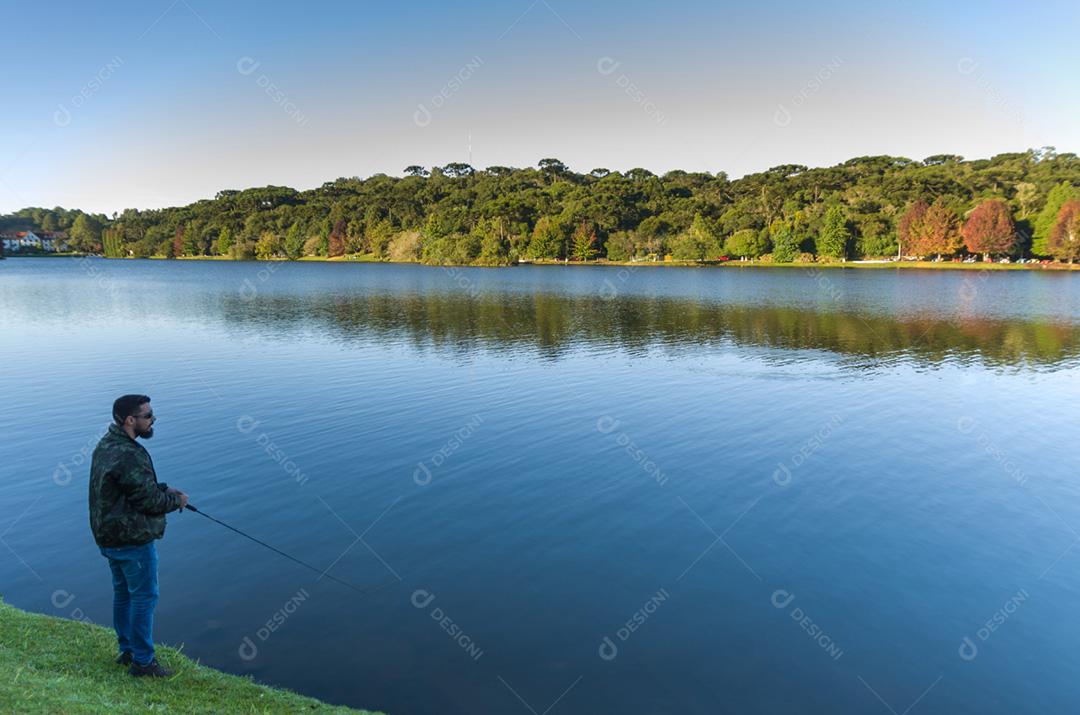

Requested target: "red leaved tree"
[
  {"left": 172, "top": 226, "right": 184, "bottom": 259},
  {"left": 962, "top": 199, "right": 1016, "bottom": 260},
  {"left": 897, "top": 200, "right": 928, "bottom": 258},
  {"left": 1049, "top": 199, "right": 1080, "bottom": 263},
  {"left": 328, "top": 219, "right": 346, "bottom": 257},
  {"left": 921, "top": 199, "right": 963, "bottom": 259}
]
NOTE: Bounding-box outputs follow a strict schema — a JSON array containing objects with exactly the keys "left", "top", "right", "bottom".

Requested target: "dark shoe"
[
  {"left": 115, "top": 651, "right": 133, "bottom": 666},
  {"left": 128, "top": 659, "right": 173, "bottom": 677}
]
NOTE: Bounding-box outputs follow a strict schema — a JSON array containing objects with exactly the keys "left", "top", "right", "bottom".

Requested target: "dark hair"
[{"left": 113, "top": 394, "right": 151, "bottom": 424}]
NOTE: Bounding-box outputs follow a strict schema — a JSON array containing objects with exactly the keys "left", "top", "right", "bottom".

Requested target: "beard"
[{"left": 138, "top": 426, "right": 154, "bottom": 439}]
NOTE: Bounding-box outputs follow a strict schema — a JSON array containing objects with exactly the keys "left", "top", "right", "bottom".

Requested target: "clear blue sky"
[{"left": 2, "top": 0, "right": 1077, "bottom": 215}]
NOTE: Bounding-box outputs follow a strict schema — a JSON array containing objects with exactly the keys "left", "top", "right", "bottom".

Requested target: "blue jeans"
[{"left": 99, "top": 541, "right": 159, "bottom": 666}]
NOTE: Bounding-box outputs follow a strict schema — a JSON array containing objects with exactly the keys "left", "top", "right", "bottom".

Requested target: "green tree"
[
  {"left": 214, "top": 227, "right": 233, "bottom": 257},
  {"left": 604, "top": 231, "right": 635, "bottom": 261},
  {"left": 283, "top": 224, "right": 304, "bottom": 260},
  {"left": 770, "top": 221, "right": 798, "bottom": 263},
  {"left": 528, "top": 216, "right": 563, "bottom": 259},
  {"left": 69, "top": 214, "right": 101, "bottom": 252},
  {"left": 102, "top": 227, "right": 124, "bottom": 257},
  {"left": 182, "top": 224, "right": 202, "bottom": 256},
  {"left": 1033, "top": 182, "right": 1078, "bottom": 256},
  {"left": 367, "top": 220, "right": 395, "bottom": 259},
  {"left": 255, "top": 231, "right": 281, "bottom": 260},
  {"left": 855, "top": 216, "right": 895, "bottom": 258},
  {"left": 724, "top": 229, "right": 768, "bottom": 259},
  {"left": 669, "top": 214, "right": 718, "bottom": 261},
  {"left": 817, "top": 206, "right": 851, "bottom": 260},
  {"left": 476, "top": 218, "right": 510, "bottom": 265},
  {"left": 570, "top": 223, "right": 598, "bottom": 261}
]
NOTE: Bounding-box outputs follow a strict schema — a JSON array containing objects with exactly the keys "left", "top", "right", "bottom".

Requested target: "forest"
[{"left": 4, "top": 148, "right": 1080, "bottom": 265}]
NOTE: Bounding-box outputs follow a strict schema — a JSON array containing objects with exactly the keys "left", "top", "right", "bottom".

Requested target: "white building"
[{"left": 0, "top": 230, "right": 69, "bottom": 253}]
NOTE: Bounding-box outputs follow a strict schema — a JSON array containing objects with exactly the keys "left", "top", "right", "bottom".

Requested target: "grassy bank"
[{"left": 0, "top": 598, "right": 381, "bottom": 714}]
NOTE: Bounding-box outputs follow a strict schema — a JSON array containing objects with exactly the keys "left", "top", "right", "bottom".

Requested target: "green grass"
[{"left": 0, "top": 598, "right": 381, "bottom": 714}]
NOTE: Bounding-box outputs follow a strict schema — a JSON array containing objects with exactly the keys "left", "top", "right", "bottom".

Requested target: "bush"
[
  {"left": 302, "top": 236, "right": 323, "bottom": 257},
  {"left": 387, "top": 231, "right": 422, "bottom": 262},
  {"left": 604, "top": 231, "right": 635, "bottom": 261},
  {"left": 724, "top": 229, "right": 767, "bottom": 259},
  {"left": 421, "top": 233, "right": 481, "bottom": 265}
]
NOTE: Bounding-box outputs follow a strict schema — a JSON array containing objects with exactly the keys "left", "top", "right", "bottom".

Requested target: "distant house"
[
  {"left": 39, "top": 231, "right": 70, "bottom": 252},
  {"left": 0, "top": 230, "right": 70, "bottom": 253},
  {"left": 0, "top": 232, "right": 21, "bottom": 253}
]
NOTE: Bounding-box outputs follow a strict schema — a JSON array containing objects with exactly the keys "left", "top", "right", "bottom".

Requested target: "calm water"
[{"left": 2, "top": 257, "right": 1080, "bottom": 714}]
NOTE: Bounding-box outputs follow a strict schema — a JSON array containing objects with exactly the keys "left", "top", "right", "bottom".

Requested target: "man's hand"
[{"left": 167, "top": 487, "right": 189, "bottom": 511}]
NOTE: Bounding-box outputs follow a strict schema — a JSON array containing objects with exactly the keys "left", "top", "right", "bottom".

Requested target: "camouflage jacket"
[{"left": 89, "top": 424, "right": 182, "bottom": 548}]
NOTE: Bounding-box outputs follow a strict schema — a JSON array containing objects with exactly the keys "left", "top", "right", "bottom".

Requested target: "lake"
[{"left": 2, "top": 257, "right": 1079, "bottom": 714}]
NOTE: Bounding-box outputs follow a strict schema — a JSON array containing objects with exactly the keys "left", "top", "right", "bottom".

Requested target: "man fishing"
[{"left": 89, "top": 394, "right": 189, "bottom": 677}]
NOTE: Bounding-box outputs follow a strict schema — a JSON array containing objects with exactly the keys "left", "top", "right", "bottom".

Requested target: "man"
[{"left": 89, "top": 394, "right": 189, "bottom": 677}]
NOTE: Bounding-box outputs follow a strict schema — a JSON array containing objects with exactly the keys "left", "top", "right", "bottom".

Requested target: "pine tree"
[
  {"left": 214, "top": 227, "right": 233, "bottom": 257},
  {"left": 817, "top": 206, "right": 851, "bottom": 260},
  {"left": 571, "top": 223, "right": 598, "bottom": 261},
  {"left": 770, "top": 221, "right": 798, "bottom": 263},
  {"left": 284, "top": 224, "right": 304, "bottom": 260},
  {"left": 102, "top": 227, "right": 124, "bottom": 257},
  {"left": 528, "top": 217, "right": 562, "bottom": 259}
]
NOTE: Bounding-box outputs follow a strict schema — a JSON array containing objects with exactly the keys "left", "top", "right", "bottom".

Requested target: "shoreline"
[
  {"left": 9, "top": 252, "right": 1080, "bottom": 271},
  {"left": 0, "top": 598, "right": 380, "bottom": 714}
]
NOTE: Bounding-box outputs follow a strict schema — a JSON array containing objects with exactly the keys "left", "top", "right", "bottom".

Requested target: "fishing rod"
[{"left": 185, "top": 503, "right": 394, "bottom": 598}]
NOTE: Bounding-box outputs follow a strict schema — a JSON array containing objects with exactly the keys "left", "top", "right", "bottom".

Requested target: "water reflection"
[{"left": 216, "top": 292, "right": 1080, "bottom": 368}]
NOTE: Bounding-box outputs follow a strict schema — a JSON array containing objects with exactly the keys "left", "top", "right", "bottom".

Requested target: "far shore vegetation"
[{"left": 5, "top": 149, "right": 1080, "bottom": 268}]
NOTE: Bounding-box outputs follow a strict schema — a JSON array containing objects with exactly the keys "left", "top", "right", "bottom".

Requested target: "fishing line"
[{"left": 186, "top": 503, "right": 396, "bottom": 598}]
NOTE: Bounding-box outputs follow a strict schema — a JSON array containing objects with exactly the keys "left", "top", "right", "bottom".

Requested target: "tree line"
[{"left": 3, "top": 148, "right": 1080, "bottom": 264}]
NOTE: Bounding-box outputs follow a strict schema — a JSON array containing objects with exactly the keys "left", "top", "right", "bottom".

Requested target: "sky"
[{"left": 1, "top": 0, "right": 1078, "bottom": 215}]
